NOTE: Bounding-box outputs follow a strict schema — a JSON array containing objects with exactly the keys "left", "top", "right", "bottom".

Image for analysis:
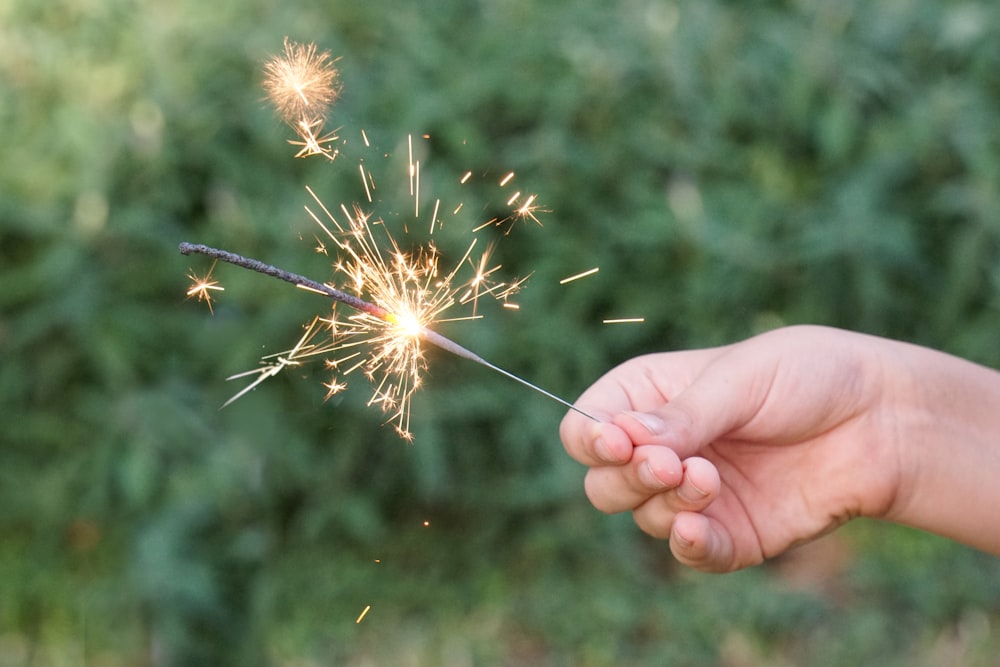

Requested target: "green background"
[{"left": 3, "top": 0, "right": 1000, "bottom": 664}]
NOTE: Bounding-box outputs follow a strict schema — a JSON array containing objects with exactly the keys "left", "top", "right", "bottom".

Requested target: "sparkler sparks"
[
  {"left": 221, "top": 314, "right": 333, "bottom": 408},
  {"left": 180, "top": 40, "right": 599, "bottom": 439},
  {"left": 184, "top": 264, "right": 224, "bottom": 314},
  {"left": 180, "top": 239, "right": 597, "bottom": 438},
  {"left": 263, "top": 38, "right": 341, "bottom": 159},
  {"left": 559, "top": 267, "right": 600, "bottom": 285},
  {"left": 356, "top": 605, "right": 372, "bottom": 624}
]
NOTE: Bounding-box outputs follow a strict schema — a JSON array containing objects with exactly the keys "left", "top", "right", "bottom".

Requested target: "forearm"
[{"left": 882, "top": 340, "right": 1000, "bottom": 554}]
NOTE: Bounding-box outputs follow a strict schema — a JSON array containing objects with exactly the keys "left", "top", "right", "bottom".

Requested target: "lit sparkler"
[
  {"left": 181, "top": 39, "right": 597, "bottom": 438},
  {"left": 179, "top": 240, "right": 597, "bottom": 438}
]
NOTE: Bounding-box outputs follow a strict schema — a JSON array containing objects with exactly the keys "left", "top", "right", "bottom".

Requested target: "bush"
[{"left": 2, "top": 0, "right": 1000, "bottom": 664}]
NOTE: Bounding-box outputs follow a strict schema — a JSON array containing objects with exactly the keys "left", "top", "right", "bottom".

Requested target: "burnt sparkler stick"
[
  {"left": 179, "top": 242, "right": 599, "bottom": 422},
  {"left": 179, "top": 242, "right": 389, "bottom": 318}
]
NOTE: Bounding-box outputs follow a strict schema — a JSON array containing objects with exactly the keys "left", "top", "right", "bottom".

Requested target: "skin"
[{"left": 559, "top": 325, "right": 1000, "bottom": 573}]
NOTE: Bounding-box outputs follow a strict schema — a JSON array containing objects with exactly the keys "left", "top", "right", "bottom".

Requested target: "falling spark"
[
  {"left": 262, "top": 38, "right": 341, "bottom": 159},
  {"left": 185, "top": 264, "right": 224, "bottom": 314},
  {"left": 603, "top": 317, "right": 646, "bottom": 324},
  {"left": 559, "top": 267, "right": 600, "bottom": 284},
  {"left": 428, "top": 199, "right": 441, "bottom": 235},
  {"left": 356, "top": 605, "right": 372, "bottom": 624},
  {"left": 221, "top": 315, "right": 333, "bottom": 408},
  {"left": 504, "top": 191, "right": 545, "bottom": 230}
]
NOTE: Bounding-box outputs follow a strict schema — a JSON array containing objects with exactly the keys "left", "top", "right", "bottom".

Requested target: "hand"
[{"left": 560, "top": 325, "right": 906, "bottom": 572}]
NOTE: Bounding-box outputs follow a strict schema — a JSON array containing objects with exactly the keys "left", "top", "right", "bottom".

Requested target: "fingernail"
[
  {"left": 639, "top": 461, "right": 667, "bottom": 489},
  {"left": 627, "top": 411, "right": 665, "bottom": 435},
  {"left": 672, "top": 528, "right": 692, "bottom": 549},
  {"left": 594, "top": 435, "right": 616, "bottom": 463},
  {"left": 678, "top": 482, "right": 709, "bottom": 504}
]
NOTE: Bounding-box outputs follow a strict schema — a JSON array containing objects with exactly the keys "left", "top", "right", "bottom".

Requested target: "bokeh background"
[{"left": 4, "top": 0, "right": 1000, "bottom": 665}]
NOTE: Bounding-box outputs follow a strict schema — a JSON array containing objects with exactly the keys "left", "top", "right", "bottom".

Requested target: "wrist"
[{"left": 879, "top": 340, "right": 1000, "bottom": 554}]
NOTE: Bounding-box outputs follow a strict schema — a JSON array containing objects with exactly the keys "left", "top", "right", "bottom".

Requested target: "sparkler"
[
  {"left": 179, "top": 240, "right": 597, "bottom": 436},
  {"left": 181, "top": 39, "right": 597, "bottom": 438}
]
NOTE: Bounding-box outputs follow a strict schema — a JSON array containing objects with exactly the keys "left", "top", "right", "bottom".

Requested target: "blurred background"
[{"left": 3, "top": 0, "right": 1000, "bottom": 665}]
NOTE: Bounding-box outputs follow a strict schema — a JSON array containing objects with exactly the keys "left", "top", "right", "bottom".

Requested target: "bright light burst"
[
  {"left": 180, "top": 128, "right": 554, "bottom": 440},
  {"left": 182, "top": 40, "right": 598, "bottom": 440},
  {"left": 262, "top": 37, "right": 341, "bottom": 160},
  {"left": 293, "top": 150, "right": 532, "bottom": 438}
]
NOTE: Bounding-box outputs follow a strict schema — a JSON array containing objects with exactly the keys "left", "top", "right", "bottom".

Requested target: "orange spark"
[
  {"left": 356, "top": 605, "right": 372, "bottom": 624},
  {"left": 560, "top": 267, "right": 600, "bottom": 284},
  {"left": 185, "top": 265, "right": 224, "bottom": 314}
]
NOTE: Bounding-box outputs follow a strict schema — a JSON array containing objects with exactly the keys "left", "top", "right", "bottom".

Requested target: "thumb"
[{"left": 613, "top": 353, "right": 771, "bottom": 458}]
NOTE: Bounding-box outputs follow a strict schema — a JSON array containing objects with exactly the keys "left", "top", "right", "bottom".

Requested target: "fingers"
[
  {"left": 612, "top": 350, "right": 772, "bottom": 457},
  {"left": 584, "top": 445, "right": 685, "bottom": 512},
  {"left": 584, "top": 452, "right": 740, "bottom": 572},
  {"left": 629, "top": 456, "right": 720, "bottom": 535},
  {"left": 585, "top": 452, "right": 720, "bottom": 532},
  {"left": 560, "top": 349, "right": 720, "bottom": 467},
  {"left": 669, "top": 512, "right": 739, "bottom": 573},
  {"left": 561, "top": 418, "right": 634, "bottom": 468},
  {"left": 562, "top": 345, "right": 767, "bottom": 468},
  {"left": 584, "top": 450, "right": 750, "bottom": 572}
]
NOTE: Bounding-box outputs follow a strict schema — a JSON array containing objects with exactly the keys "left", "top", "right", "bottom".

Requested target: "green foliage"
[{"left": 3, "top": 0, "right": 1000, "bottom": 664}]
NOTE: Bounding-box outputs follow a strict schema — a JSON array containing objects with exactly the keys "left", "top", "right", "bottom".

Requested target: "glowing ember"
[
  {"left": 356, "top": 605, "right": 372, "bottom": 624},
  {"left": 559, "top": 267, "right": 600, "bottom": 284},
  {"left": 184, "top": 264, "right": 224, "bottom": 314}
]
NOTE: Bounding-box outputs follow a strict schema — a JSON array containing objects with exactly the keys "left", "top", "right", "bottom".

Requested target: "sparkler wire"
[{"left": 179, "top": 242, "right": 598, "bottom": 422}]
